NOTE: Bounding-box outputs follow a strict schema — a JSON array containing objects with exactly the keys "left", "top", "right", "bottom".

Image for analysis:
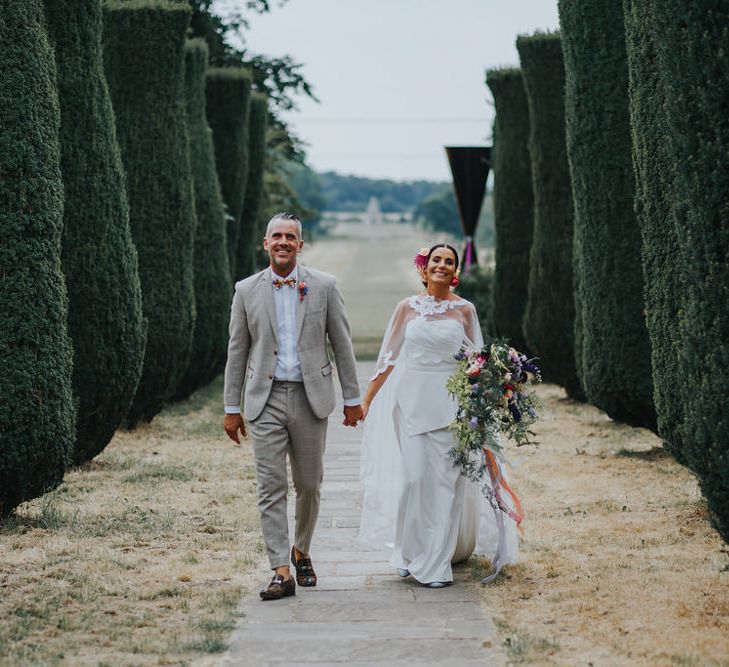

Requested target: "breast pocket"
[
  {"left": 321, "top": 362, "right": 332, "bottom": 376},
  {"left": 248, "top": 364, "right": 254, "bottom": 379}
]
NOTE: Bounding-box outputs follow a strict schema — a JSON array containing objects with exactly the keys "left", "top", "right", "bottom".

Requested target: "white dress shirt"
[{"left": 225, "top": 265, "right": 360, "bottom": 413}]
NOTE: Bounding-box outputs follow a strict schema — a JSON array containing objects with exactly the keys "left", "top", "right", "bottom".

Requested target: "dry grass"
[
  {"left": 475, "top": 384, "right": 729, "bottom": 666},
  {"left": 0, "top": 377, "right": 264, "bottom": 666}
]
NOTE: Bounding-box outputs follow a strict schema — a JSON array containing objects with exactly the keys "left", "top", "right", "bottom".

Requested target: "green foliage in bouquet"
[
  {"left": 236, "top": 92, "right": 269, "bottom": 278},
  {"left": 517, "top": 33, "right": 583, "bottom": 400},
  {"left": 0, "top": 0, "right": 75, "bottom": 515},
  {"left": 486, "top": 68, "right": 533, "bottom": 354},
  {"left": 103, "top": 0, "right": 196, "bottom": 425},
  {"left": 623, "top": 0, "right": 688, "bottom": 464},
  {"left": 45, "top": 0, "right": 146, "bottom": 463},
  {"left": 175, "top": 39, "right": 231, "bottom": 401},
  {"left": 447, "top": 342, "right": 541, "bottom": 480},
  {"left": 649, "top": 0, "right": 729, "bottom": 540},
  {"left": 558, "top": 0, "right": 656, "bottom": 431},
  {"left": 205, "top": 66, "right": 252, "bottom": 280}
]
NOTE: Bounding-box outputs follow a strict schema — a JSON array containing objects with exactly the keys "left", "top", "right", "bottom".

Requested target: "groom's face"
[{"left": 263, "top": 219, "right": 304, "bottom": 275}]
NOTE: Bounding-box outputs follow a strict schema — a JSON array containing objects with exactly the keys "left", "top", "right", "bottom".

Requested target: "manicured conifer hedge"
[
  {"left": 558, "top": 0, "right": 655, "bottom": 430},
  {"left": 623, "top": 0, "right": 687, "bottom": 462},
  {"left": 44, "top": 0, "right": 146, "bottom": 463},
  {"left": 485, "top": 68, "right": 533, "bottom": 354},
  {"left": 103, "top": 0, "right": 196, "bottom": 425},
  {"left": 517, "top": 33, "right": 582, "bottom": 399},
  {"left": 175, "top": 40, "right": 231, "bottom": 400},
  {"left": 0, "top": 0, "right": 75, "bottom": 515},
  {"left": 651, "top": 1, "right": 729, "bottom": 539},
  {"left": 236, "top": 92, "right": 268, "bottom": 278},
  {"left": 205, "top": 67, "right": 252, "bottom": 280}
]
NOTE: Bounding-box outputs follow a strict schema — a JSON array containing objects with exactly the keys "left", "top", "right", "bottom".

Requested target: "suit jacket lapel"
[
  {"left": 261, "top": 268, "right": 279, "bottom": 344},
  {"left": 295, "top": 265, "right": 309, "bottom": 341}
]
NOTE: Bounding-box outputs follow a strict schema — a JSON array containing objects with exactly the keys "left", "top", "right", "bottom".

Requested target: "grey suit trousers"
[{"left": 246, "top": 381, "right": 328, "bottom": 569}]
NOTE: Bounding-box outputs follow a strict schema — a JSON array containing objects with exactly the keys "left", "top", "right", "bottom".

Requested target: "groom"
[{"left": 223, "top": 212, "right": 362, "bottom": 600}]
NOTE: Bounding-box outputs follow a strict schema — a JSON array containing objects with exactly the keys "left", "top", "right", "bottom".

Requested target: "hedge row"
[
  {"left": 517, "top": 33, "right": 583, "bottom": 399},
  {"left": 103, "top": 0, "right": 196, "bottom": 426},
  {"left": 206, "top": 67, "right": 252, "bottom": 281},
  {"left": 236, "top": 91, "right": 269, "bottom": 279},
  {"left": 175, "top": 39, "right": 232, "bottom": 400},
  {"left": 485, "top": 68, "right": 533, "bottom": 354},
  {"left": 0, "top": 0, "right": 76, "bottom": 515},
  {"left": 45, "top": 0, "right": 147, "bottom": 463},
  {"left": 624, "top": 0, "right": 729, "bottom": 538},
  {"left": 558, "top": 0, "right": 655, "bottom": 430}
]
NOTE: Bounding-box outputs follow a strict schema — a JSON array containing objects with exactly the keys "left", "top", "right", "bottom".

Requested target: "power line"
[{"left": 295, "top": 117, "right": 486, "bottom": 125}]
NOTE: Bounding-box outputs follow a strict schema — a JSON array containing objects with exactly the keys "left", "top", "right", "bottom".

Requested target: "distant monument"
[{"left": 364, "top": 196, "right": 383, "bottom": 225}]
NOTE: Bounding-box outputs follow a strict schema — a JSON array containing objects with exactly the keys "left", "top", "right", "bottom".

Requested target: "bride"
[{"left": 359, "top": 244, "right": 519, "bottom": 587}]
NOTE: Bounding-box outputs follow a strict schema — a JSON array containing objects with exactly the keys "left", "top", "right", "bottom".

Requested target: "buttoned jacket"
[{"left": 223, "top": 265, "right": 360, "bottom": 421}]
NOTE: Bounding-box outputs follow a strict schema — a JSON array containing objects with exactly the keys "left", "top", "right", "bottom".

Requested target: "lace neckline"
[{"left": 407, "top": 294, "right": 469, "bottom": 317}]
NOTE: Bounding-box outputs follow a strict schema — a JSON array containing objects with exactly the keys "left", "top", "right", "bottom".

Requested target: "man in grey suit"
[{"left": 223, "top": 212, "right": 363, "bottom": 600}]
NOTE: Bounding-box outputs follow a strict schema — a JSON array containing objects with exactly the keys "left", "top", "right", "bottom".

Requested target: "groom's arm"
[
  {"left": 325, "top": 280, "right": 361, "bottom": 419},
  {"left": 223, "top": 285, "right": 251, "bottom": 440}
]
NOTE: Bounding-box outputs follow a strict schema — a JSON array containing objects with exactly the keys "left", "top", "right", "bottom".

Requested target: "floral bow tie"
[{"left": 272, "top": 277, "right": 297, "bottom": 289}]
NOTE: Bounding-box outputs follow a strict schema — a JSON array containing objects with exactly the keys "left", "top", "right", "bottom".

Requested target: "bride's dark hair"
[{"left": 421, "top": 243, "right": 459, "bottom": 286}]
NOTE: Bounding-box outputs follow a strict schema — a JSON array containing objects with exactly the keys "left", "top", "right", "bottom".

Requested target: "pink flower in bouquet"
[{"left": 467, "top": 364, "right": 481, "bottom": 377}]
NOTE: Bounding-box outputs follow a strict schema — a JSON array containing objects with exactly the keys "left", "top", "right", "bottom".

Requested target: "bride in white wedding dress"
[{"left": 359, "top": 244, "right": 519, "bottom": 587}]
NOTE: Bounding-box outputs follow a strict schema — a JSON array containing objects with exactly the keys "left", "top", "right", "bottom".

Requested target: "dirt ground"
[
  {"left": 0, "top": 378, "right": 264, "bottom": 666},
  {"left": 475, "top": 383, "right": 729, "bottom": 666}
]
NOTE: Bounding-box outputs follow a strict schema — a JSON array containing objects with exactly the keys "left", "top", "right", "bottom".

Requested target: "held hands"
[
  {"left": 342, "top": 404, "right": 364, "bottom": 427},
  {"left": 224, "top": 413, "right": 246, "bottom": 444}
]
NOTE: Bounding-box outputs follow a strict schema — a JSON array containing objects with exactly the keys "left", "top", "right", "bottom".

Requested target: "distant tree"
[
  {"left": 559, "top": 0, "right": 655, "bottom": 429},
  {"left": 104, "top": 0, "right": 197, "bottom": 425},
  {"left": 45, "top": 0, "right": 147, "bottom": 463},
  {"left": 414, "top": 187, "right": 461, "bottom": 236},
  {"left": 0, "top": 0, "right": 75, "bottom": 515}
]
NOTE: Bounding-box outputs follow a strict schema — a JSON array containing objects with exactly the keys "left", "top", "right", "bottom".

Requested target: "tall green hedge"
[
  {"left": 558, "top": 1, "right": 655, "bottom": 430},
  {"left": 175, "top": 39, "right": 231, "bottom": 400},
  {"left": 44, "top": 0, "right": 146, "bottom": 463},
  {"left": 104, "top": 0, "right": 196, "bottom": 425},
  {"left": 236, "top": 92, "right": 268, "bottom": 279},
  {"left": 205, "top": 67, "right": 252, "bottom": 280},
  {"left": 517, "top": 33, "right": 582, "bottom": 399},
  {"left": 0, "top": 0, "right": 75, "bottom": 515},
  {"left": 652, "top": 1, "right": 729, "bottom": 538},
  {"left": 485, "top": 68, "right": 533, "bottom": 354},
  {"left": 623, "top": 0, "right": 688, "bottom": 462}
]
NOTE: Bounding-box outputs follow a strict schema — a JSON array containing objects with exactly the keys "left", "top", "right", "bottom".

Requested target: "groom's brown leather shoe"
[
  {"left": 291, "top": 546, "right": 317, "bottom": 587},
  {"left": 259, "top": 574, "right": 295, "bottom": 601}
]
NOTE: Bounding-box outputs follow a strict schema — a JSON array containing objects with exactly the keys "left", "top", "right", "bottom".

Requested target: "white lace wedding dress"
[{"left": 359, "top": 295, "right": 518, "bottom": 584}]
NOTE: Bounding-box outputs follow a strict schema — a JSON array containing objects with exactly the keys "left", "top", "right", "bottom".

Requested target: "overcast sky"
[{"left": 229, "top": 0, "right": 559, "bottom": 182}]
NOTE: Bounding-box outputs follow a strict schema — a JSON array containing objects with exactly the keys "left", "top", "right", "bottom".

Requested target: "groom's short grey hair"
[{"left": 265, "top": 212, "right": 303, "bottom": 238}]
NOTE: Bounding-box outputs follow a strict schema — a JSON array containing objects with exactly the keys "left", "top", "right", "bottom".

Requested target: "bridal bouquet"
[{"left": 446, "top": 341, "right": 541, "bottom": 479}]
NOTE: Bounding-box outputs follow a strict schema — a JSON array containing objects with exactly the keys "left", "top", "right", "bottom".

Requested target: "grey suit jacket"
[{"left": 223, "top": 265, "right": 360, "bottom": 421}]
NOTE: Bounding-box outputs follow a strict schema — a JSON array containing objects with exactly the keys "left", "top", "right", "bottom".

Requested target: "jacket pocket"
[
  {"left": 321, "top": 362, "right": 332, "bottom": 376},
  {"left": 248, "top": 364, "right": 254, "bottom": 379}
]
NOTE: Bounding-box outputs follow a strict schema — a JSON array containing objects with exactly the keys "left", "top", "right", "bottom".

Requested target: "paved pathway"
[{"left": 223, "top": 362, "right": 503, "bottom": 666}]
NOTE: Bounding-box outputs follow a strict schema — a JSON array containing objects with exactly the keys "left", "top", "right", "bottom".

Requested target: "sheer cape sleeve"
[{"left": 370, "top": 299, "right": 415, "bottom": 380}]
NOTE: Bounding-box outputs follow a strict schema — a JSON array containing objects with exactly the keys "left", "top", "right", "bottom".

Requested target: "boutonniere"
[{"left": 298, "top": 281, "right": 308, "bottom": 303}]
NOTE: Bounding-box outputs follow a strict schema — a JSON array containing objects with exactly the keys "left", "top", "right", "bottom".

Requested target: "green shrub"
[
  {"left": 235, "top": 92, "right": 268, "bottom": 279},
  {"left": 623, "top": 0, "right": 688, "bottom": 462},
  {"left": 175, "top": 39, "right": 231, "bottom": 400},
  {"left": 0, "top": 0, "right": 75, "bottom": 515},
  {"left": 205, "top": 67, "right": 252, "bottom": 280},
  {"left": 485, "top": 68, "right": 533, "bottom": 354},
  {"left": 44, "top": 0, "right": 146, "bottom": 463},
  {"left": 651, "top": 1, "right": 729, "bottom": 538},
  {"left": 103, "top": 0, "right": 196, "bottom": 425},
  {"left": 559, "top": 0, "right": 655, "bottom": 430},
  {"left": 517, "top": 32, "right": 583, "bottom": 399},
  {"left": 456, "top": 267, "right": 494, "bottom": 341}
]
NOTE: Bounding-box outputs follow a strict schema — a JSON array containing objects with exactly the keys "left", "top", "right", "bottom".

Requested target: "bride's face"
[{"left": 427, "top": 248, "right": 457, "bottom": 286}]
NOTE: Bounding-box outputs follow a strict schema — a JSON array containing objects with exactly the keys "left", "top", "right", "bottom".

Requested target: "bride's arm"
[{"left": 361, "top": 365, "right": 394, "bottom": 419}]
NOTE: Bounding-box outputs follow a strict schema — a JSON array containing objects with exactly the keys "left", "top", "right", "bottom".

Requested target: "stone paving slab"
[{"left": 222, "top": 362, "right": 504, "bottom": 666}]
